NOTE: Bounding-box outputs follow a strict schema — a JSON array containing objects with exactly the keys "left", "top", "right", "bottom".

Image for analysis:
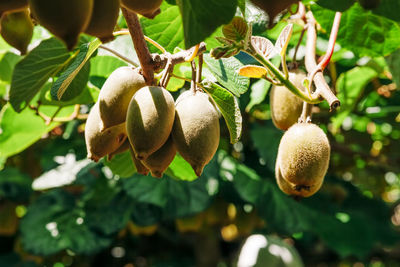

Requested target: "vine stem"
[
  {"left": 121, "top": 8, "right": 154, "bottom": 85},
  {"left": 99, "top": 45, "right": 139, "bottom": 67},
  {"left": 305, "top": 11, "right": 340, "bottom": 110}
]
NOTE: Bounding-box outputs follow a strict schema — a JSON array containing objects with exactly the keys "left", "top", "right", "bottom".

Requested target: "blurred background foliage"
[{"left": 1, "top": 0, "right": 400, "bottom": 266}]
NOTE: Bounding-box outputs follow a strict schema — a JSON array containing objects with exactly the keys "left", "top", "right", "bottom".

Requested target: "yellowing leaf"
[{"left": 238, "top": 65, "right": 268, "bottom": 78}]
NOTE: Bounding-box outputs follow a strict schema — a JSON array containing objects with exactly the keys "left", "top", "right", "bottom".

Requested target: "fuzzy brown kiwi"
[
  {"left": 29, "top": 0, "right": 93, "bottom": 50},
  {"left": 128, "top": 144, "right": 149, "bottom": 176},
  {"left": 98, "top": 67, "right": 146, "bottom": 129},
  {"left": 84, "top": 0, "right": 120, "bottom": 43},
  {"left": 250, "top": 0, "right": 297, "bottom": 25},
  {"left": 126, "top": 86, "right": 175, "bottom": 160},
  {"left": 85, "top": 103, "right": 127, "bottom": 162},
  {"left": 142, "top": 136, "right": 176, "bottom": 178},
  {"left": 172, "top": 91, "right": 220, "bottom": 176},
  {"left": 120, "top": 0, "right": 162, "bottom": 18},
  {"left": 275, "top": 161, "right": 323, "bottom": 197},
  {"left": 270, "top": 70, "right": 306, "bottom": 131},
  {"left": 276, "top": 122, "right": 330, "bottom": 186},
  {"left": 0, "top": 9, "right": 33, "bottom": 55}
]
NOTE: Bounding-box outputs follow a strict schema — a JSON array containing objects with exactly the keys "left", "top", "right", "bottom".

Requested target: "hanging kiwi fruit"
[
  {"left": 0, "top": 0, "right": 28, "bottom": 15},
  {"left": 120, "top": 0, "right": 163, "bottom": 19}
]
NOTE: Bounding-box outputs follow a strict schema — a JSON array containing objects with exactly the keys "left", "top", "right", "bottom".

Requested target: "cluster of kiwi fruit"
[
  {"left": 85, "top": 66, "right": 220, "bottom": 178},
  {"left": 0, "top": 0, "right": 163, "bottom": 53},
  {"left": 270, "top": 70, "right": 331, "bottom": 197}
]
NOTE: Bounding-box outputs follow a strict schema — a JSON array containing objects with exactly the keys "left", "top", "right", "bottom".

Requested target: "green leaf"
[
  {"left": 203, "top": 54, "right": 250, "bottom": 96},
  {"left": 165, "top": 154, "right": 197, "bottom": 181},
  {"left": 317, "top": 0, "right": 356, "bottom": 11},
  {"left": 0, "top": 104, "right": 74, "bottom": 159},
  {"left": 141, "top": 1, "right": 184, "bottom": 53},
  {"left": 372, "top": 0, "right": 400, "bottom": 22},
  {"left": 89, "top": 55, "right": 128, "bottom": 78},
  {"left": 176, "top": 0, "right": 237, "bottom": 48},
  {"left": 0, "top": 52, "right": 20, "bottom": 82},
  {"left": 103, "top": 150, "right": 136, "bottom": 178},
  {"left": 312, "top": 3, "right": 400, "bottom": 57},
  {"left": 386, "top": 48, "right": 400, "bottom": 87},
  {"left": 20, "top": 190, "right": 111, "bottom": 256},
  {"left": 250, "top": 123, "right": 283, "bottom": 171},
  {"left": 9, "top": 38, "right": 70, "bottom": 112},
  {"left": 203, "top": 82, "right": 242, "bottom": 144},
  {"left": 0, "top": 168, "right": 32, "bottom": 201},
  {"left": 51, "top": 39, "right": 101, "bottom": 101},
  {"left": 246, "top": 78, "right": 271, "bottom": 111}
]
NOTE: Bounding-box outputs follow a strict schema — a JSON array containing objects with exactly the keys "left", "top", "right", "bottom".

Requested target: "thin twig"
[
  {"left": 190, "top": 60, "right": 197, "bottom": 92},
  {"left": 99, "top": 45, "right": 139, "bottom": 67},
  {"left": 121, "top": 8, "right": 154, "bottom": 85}
]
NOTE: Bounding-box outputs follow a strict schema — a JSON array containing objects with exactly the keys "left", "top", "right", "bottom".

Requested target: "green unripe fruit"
[
  {"left": 0, "top": 0, "right": 28, "bottom": 14},
  {"left": 126, "top": 86, "right": 175, "bottom": 160},
  {"left": 0, "top": 9, "right": 33, "bottom": 55},
  {"left": 128, "top": 143, "right": 149, "bottom": 176},
  {"left": 121, "top": 0, "right": 162, "bottom": 19},
  {"left": 276, "top": 123, "right": 330, "bottom": 187},
  {"left": 172, "top": 91, "right": 220, "bottom": 176},
  {"left": 98, "top": 67, "right": 146, "bottom": 129},
  {"left": 270, "top": 70, "right": 305, "bottom": 131},
  {"left": 142, "top": 136, "right": 176, "bottom": 178},
  {"left": 85, "top": 0, "right": 120, "bottom": 43},
  {"left": 85, "top": 103, "right": 127, "bottom": 162},
  {"left": 29, "top": 0, "right": 93, "bottom": 50},
  {"left": 275, "top": 161, "right": 323, "bottom": 197}
]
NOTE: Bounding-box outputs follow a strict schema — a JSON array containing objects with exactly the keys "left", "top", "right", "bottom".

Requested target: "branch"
[
  {"left": 305, "top": 11, "right": 340, "bottom": 111},
  {"left": 151, "top": 42, "right": 207, "bottom": 71},
  {"left": 121, "top": 8, "right": 154, "bottom": 85}
]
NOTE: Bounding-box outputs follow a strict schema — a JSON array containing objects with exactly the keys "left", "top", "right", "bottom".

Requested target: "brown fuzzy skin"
[
  {"left": 0, "top": 9, "right": 33, "bottom": 55},
  {"left": 121, "top": 0, "right": 162, "bottom": 18},
  {"left": 84, "top": 0, "right": 120, "bottom": 43},
  {"left": 0, "top": 0, "right": 28, "bottom": 13},
  {"left": 270, "top": 71, "right": 306, "bottom": 131},
  {"left": 29, "top": 0, "right": 93, "bottom": 50},
  {"left": 126, "top": 86, "right": 175, "bottom": 160},
  {"left": 250, "top": 0, "right": 297, "bottom": 24},
  {"left": 277, "top": 123, "right": 330, "bottom": 186},
  {"left": 98, "top": 67, "right": 146, "bottom": 129},
  {"left": 172, "top": 91, "right": 220, "bottom": 176},
  {"left": 128, "top": 144, "right": 149, "bottom": 176},
  {"left": 107, "top": 139, "right": 130, "bottom": 161},
  {"left": 85, "top": 103, "right": 127, "bottom": 162},
  {"left": 142, "top": 136, "right": 176, "bottom": 178},
  {"left": 275, "top": 161, "right": 323, "bottom": 197}
]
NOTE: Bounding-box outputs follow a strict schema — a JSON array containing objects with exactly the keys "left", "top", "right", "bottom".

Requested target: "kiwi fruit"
[
  {"left": 121, "top": 0, "right": 162, "bottom": 18},
  {"left": 142, "top": 136, "right": 176, "bottom": 178},
  {"left": 126, "top": 86, "right": 175, "bottom": 160},
  {"left": 29, "top": 0, "right": 93, "bottom": 50},
  {"left": 275, "top": 161, "right": 323, "bottom": 197},
  {"left": 108, "top": 138, "right": 130, "bottom": 160},
  {"left": 270, "top": 70, "right": 306, "bottom": 131},
  {"left": 0, "top": 9, "right": 33, "bottom": 55},
  {"left": 84, "top": 0, "right": 120, "bottom": 43},
  {"left": 85, "top": 103, "right": 127, "bottom": 162},
  {"left": 276, "top": 122, "right": 330, "bottom": 187},
  {"left": 98, "top": 67, "right": 146, "bottom": 129},
  {"left": 128, "top": 144, "right": 149, "bottom": 176},
  {"left": 250, "top": 0, "right": 297, "bottom": 24},
  {"left": 0, "top": 0, "right": 28, "bottom": 14},
  {"left": 172, "top": 91, "right": 220, "bottom": 176}
]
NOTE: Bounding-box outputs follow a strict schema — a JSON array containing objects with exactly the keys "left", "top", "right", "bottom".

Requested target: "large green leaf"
[
  {"left": 51, "top": 39, "right": 101, "bottom": 101},
  {"left": 312, "top": 3, "right": 400, "bottom": 57},
  {"left": 246, "top": 78, "right": 271, "bottom": 112},
  {"left": 0, "top": 104, "right": 74, "bottom": 159},
  {"left": 141, "top": 1, "right": 184, "bottom": 53},
  {"left": 0, "top": 52, "right": 20, "bottom": 82},
  {"left": 9, "top": 38, "right": 70, "bottom": 112},
  {"left": 203, "top": 82, "right": 242, "bottom": 144},
  {"left": 89, "top": 55, "right": 128, "bottom": 78},
  {"left": 372, "top": 0, "right": 400, "bottom": 22},
  {"left": 176, "top": 0, "right": 237, "bottom": 48},
  {"left": 386, "top": 48, "right": 400, "bottom": 87},
  {"left": 219, "top": 153, "right": 398, "bottom": 258},
  {"left": 204, "top": 54, "right": 250, "bottom": 97},
  {"left": 20, "top": 190, "right": 111, "bottom": 256}
]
